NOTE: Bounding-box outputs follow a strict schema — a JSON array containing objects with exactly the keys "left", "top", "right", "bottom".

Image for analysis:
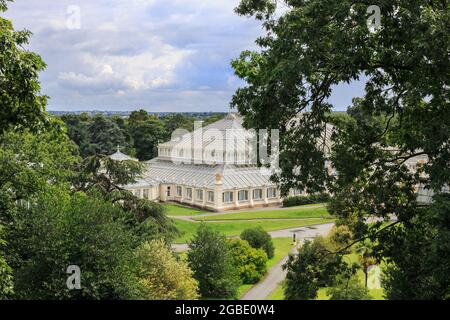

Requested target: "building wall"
[
  {"left": 127, "top": 182, "right": 317, "bottom": 211},
  {"left": 156, "top": 183, "right": 282, "bottom": 212}
]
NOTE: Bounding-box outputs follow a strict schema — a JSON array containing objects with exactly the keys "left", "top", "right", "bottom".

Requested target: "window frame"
[
  {"left": 186, "top": 187, "right": 192, "bottom": 199},
  {"left": 196, "top": 189, "right": 204, "bottom": 201},
  {"left": 223, "top": 191, "right": 234, "bottom": 203},
  {"left": 207, "top": 191, "right": 214, "bottom": 203},
  {"left": 253, "top": 189, "right": 262, "bottom": 200},
  {"left": 238, "top": 190, "right": 249, "bottom": 202},
  {"left": 267, "top": 187, "right": 277, "bottom": 199}
]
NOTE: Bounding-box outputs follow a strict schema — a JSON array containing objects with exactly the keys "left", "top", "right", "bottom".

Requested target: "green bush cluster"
[
  {"left": 227, "top": 239, "right": 268, "bottom": 284},
  {"left": 240, "top": 227, "right": 275, "bottom": 259},
  {"left": 282, "top": 193, "right": 330, "bottom": 207}
]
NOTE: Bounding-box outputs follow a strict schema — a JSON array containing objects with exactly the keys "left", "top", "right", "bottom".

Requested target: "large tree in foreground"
[
  {"left": 232, "top": 0, "right": 449, "bottom": 299},
  {"left": 188, "top": 224, "right": 241, "bottom": 299},
  {"left": 0, "top": 0, "right": 48, "bottom": 133}
]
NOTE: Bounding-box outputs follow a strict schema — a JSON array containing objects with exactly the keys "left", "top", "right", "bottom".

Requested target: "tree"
[
  {"left": 0, "top": 126, "right": 79, "bottom": 225},
  {"left": 112, "top": 115, "right": 135, "bottom": 156},
  {"left": 88, "top": 114, "right": 128, "bottom": 156},
  {"left": 128, "top": 109, "right": 151, "bottom": 127},
  {"left": 130, "top": 119, "right": 165, "bottom": 161},
  {"left": 187, "top": 224, "right": 241, "bottom": 299},
  {"left": 326, "top": 224, "right": 353, "bottom": 254},
  {"left": 0, "top": 225, "right": 13, "bottom": 299},
  {"left": 5, "top": 186, "right": 140, "bottom": 300},
  {"left": 135, "top": 239, "right": 199, "bottom": 300},
  {"left": 240, "top": 227, "right": 275, "bottom": 259},
  {"left": 162, "top": 113, "right": 194, "bottom": 138},
  {"left": 380, "top": 194, "right": 450, "bottom": 299},
  {"left": 0, "top": 0, "right": 48, "bottom": 133},
  {"left": 72, "top": 154, "right": 178, "bottom": 243},
  {"left": 355, "top": 240, "right": 377, "bottom": 289},
  {"left": 327, "top": 274, "right": 372, "bottom": 300},
  {"left": 227, "top": 238, "right": 268, "bottom": 284},
  {"left": 233, "top": 0, "right": 449, "bottom": 298},
  {"left": 283, "top": 238, "right": 347, "bottom": 300}
]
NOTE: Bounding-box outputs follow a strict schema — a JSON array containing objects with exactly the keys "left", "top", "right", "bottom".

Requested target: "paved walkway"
[
  {"left": 171, "top": 222, "right": 335, "bottom": 252},
  {"left": 240, "top": 223, "right": 334, "bottom": 300}
]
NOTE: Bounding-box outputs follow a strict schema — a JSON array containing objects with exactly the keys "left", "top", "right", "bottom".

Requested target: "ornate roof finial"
[{"left": 117, "top": 145, "right": 121, "bottom": 153}]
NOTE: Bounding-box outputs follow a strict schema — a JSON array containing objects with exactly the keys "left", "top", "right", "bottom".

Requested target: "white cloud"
[
  {"left": 58, "top": 39, "right": 192, "bottom": 94},
  {"left": 2, "top": 0, "right": 265, "bottom": 111}
]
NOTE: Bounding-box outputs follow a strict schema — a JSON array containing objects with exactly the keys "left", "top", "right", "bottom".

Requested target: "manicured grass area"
[
  {"left": 267, "top": 283, "right": 284, "bottom": 300},
  {"left": 173, "top": 218, "right": 334, "bottom": 244},
  {"left": 163, "top": 203, "right": 209, "bottom": 216},
  {"left": 193, "top": 206, "right": 330, "bottom": 221},
  {"left": 237, "top": 284, "right": 253, "bottom": 299},
  {"left": 267, "top": 238, "right": 295, "bottom": 269}
]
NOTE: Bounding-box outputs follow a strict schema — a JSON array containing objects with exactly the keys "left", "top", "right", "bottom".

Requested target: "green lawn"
[
  {"left": 267, "top": 283, "right": 284, "bottom": 300},
  {"left": 164, "top": 203, "right": 209, "bottom": 216},
  {"left": 193, "top": 206, "right": 330, "bottom": 221},
  {"left": 237, "top": 284, "right": 253, "bottom": 299},
  {"left": 173, "top": 218, "right": 334, "bottom": 244},
  {"left": 317, "top": 253, "right": 385, "bottom": 300},
  {"left": 268, "top": 238, "right": 295, "bottom": 269}
]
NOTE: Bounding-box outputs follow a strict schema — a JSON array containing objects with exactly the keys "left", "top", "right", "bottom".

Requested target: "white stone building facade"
[{"left": 112, "top": 113, "right": 296, "bottom": 211}]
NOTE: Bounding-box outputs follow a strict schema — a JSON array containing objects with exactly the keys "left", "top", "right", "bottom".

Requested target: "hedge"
[{"left": 282, "top": 193, "right": 330, "bottom": 207}]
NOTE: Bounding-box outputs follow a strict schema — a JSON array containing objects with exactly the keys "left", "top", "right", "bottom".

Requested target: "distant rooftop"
[{"left": 110, "top": 147, "right": 138, "bottom": 162}]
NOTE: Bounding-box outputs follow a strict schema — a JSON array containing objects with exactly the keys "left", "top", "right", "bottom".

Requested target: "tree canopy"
[
  {"left": 0, "top": 0, "right": 48, "bottom": 132},
  {"left": 233, "top": 0, "right": 449, "bottom": 299}
]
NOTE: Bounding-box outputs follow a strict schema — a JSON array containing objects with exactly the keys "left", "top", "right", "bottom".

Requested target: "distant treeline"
[
  {"left": 59, "top": 110, "right": 225, "bottom": 161},
  {"left": 51, "top": 110, "right": 226, "bottom": 118}
]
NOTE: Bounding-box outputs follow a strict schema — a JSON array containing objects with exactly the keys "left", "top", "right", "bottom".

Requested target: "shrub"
[
  {"left": 135, "top": 239, "right": 199, "bottom": 300},
  {"left": 187, "top": 224, "right": 241, "bottom": 299},
  {"left": 240, "top": 227, "right": 275, "bottom": 259},
  {"left": 227, "top": 238, "right": 268, "bottom": 284},
  {"left": 326, "top": 225, "right": 353, "bottom": 253},
  {"left": 327, "top": 274, "right": 372, "bottom": 300},
  {"left": 282, "top": 193, "right": 331, "bottom": 207}
]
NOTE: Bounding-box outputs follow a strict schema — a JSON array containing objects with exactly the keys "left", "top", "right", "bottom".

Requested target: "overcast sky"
[{"left": 4, "top": 0, "right": 365, "bottom": 112}]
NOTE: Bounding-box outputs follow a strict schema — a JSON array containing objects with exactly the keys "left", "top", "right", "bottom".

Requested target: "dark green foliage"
[
  {"left": 0, "top": 2, "right": 181, "bottom": 300},
  {"left": 128, "top": 109, "right": 151, "bottom": 126},
  {"left": 88, "top": 114, "right": 128, "bottom": 156},
  {"left": 60, "top": 114, "right": 91, "bottom": 157},
  {"left": 327, "top": 274, "right": 372, "bottom": 300},
  {"left": 283, "top": 238, "right": 347, "bottom": 300},
  {"left": 61, "top": 113, "right": 133, "bottom": 158},
  {"left": 130, "top": 118, "right": 165, "bottom": 161},
  {"left": 61, "top": 111, "right": 198, "bottom": 161},
  {"left": 283, "top": 193, "right": 330, "bottom": 207},
  {"left": 0, "top": 1, "right": 48, "bottom": 133},
  {"left": 187, "top": 224, "right": 241, "bottom": 299},
  {"left": 5, "top": 187, "right": 141, "bottom": 300},
  {"left": 240, "top": 226, "right": 275, "bottom": 259},
  {"left": 72, "top": 154, "right": 177, "bottom": 243},
  {"left": 227, "top": 238, "right": 268, "bottom": 284},
  {"left": 380, "top": 194, "right": 450, "bottom": 300},
  {"left": 233, "top": 0, "right": 449, "bottom": 299},
  {"left": 162, "top": 113, "right": 195, "bottom": 135},
  {"left": 0, "top": 225, "right": 13, "bottom": 298}
]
